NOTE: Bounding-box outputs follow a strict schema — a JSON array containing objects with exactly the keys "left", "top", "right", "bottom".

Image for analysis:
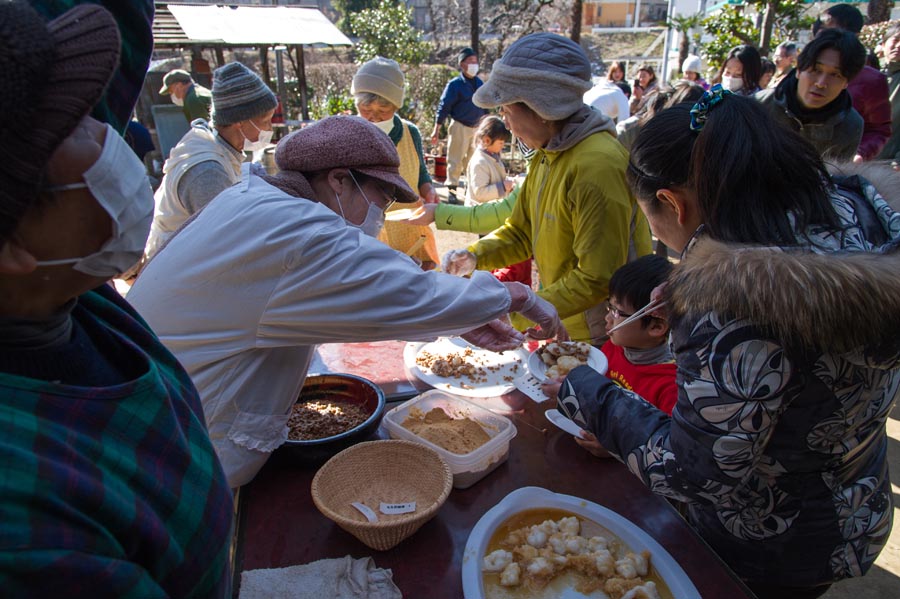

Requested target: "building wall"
[{"left": 583, "top": 1, "right": 670, "bottom": 28}]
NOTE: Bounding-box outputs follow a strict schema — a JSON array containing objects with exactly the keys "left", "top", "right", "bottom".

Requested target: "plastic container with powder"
[{"left": 382, "top": 391, "right": 517, "bottom": 489}]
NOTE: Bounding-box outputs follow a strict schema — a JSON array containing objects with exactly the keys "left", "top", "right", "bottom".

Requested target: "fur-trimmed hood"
[
  {"left": 668, "top": 166, "right": 900, "bottom": 356},
  {"left": 669, "top": 239, "right": 900, "bottom": 355}
]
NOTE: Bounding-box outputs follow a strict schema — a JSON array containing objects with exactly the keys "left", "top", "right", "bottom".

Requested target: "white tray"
[
  {"left": 404, "top": 338, "right": 528, "bottom": 398},
  {"left": 462, "top": 486, "right": 701, "bottom": 599}
]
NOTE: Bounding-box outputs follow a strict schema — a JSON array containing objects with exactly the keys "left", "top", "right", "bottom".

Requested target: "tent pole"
[{"left": 296, "top": 45, "right": 309, "bottom": 121}]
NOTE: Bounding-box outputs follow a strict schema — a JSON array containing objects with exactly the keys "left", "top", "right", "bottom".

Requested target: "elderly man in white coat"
[{"left": 128, "top": 116, "right": 564, "bottom": 487}]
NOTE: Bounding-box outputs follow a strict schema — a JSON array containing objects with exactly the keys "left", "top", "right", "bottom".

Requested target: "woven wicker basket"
[{"left": 311, "top": 439, "right": 453, "bottom": 551}]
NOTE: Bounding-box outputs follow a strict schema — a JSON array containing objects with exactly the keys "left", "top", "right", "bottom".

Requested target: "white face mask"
[
  {"left": 35, "top": 123, "right": 154, "bottom": 278},
  {"left": 721, "top": 75, "right": 744, "bottom": 92},
  {"left": 372, "top": 117, "right": 395, "bottom": 134},
  {"left": 170, "top": 95, "right": 184, "bottom": 107},
  {"left": 466, "top": 63, "right": 480, "bottom": 77},
  {"left": 242, "top": 118, "right": 274, "bottom": 152},
  {"left": 335, "top": 172, "right": 385, "bottom": 237}
]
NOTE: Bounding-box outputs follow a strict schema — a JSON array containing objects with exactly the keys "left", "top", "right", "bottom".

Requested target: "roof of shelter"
[{"left": 152, "top": 3, "right": 353, "bottom": 47}]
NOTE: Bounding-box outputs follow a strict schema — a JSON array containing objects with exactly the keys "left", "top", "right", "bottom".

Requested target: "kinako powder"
[{"left": 401, "top": 407, "right": 491, "bottom": 454}]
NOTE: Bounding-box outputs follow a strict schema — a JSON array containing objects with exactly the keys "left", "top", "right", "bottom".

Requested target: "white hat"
[
  {"left": 351, "top": 57, "right": 405, "bottom": 109},
  {"left": 682, "top": 55, "right": 702, "bottom": 75}
]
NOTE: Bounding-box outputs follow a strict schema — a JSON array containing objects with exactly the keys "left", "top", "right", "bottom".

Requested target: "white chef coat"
[{"left": 128, "top": 167, "right": 512, "bottom": 487}]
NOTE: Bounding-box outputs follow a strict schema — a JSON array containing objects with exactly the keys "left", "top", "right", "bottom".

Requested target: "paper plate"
[
  {"left": 545, "top": 408, "right": 585, "bottom": 437},
  {"left": 461, "top": 487, "right": 701, "bottom": 599},
  {"left": 527, "top": 345, "right": 608, "bottom": 382},
  {"left": 384, "top": 208, "right": 419, "bottom": 221},
  {"left": 404, "top": 338, "right": 529, "bottom": 398}
]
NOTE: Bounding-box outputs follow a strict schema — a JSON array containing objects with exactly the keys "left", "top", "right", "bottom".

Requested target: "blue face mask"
[{"left": 334, "top": 171, "right": 386, "bottom": 238}]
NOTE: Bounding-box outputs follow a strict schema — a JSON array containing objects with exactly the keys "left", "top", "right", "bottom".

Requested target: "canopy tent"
[
  {"left": 152, "top": 3, "right": 353, "bottom": 120},
  {"left": 165, "top": 4, "right": 352, "bottom": 47}
]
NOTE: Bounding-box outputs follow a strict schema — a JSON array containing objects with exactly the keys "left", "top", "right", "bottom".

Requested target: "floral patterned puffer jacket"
[{"left": 559, "top": 174, "right": 900, "bottom": 588}]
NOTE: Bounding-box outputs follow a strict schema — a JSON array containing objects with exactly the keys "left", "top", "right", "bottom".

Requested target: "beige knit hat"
[
  {"left": 474, "top": 32, "right": 592, "bottom": 121},
  {"left": 351, "top": 57, "right": 405, "bottom": 109},
  {"left": 275, "top": 116, "right": 418, "bottom": 203}
]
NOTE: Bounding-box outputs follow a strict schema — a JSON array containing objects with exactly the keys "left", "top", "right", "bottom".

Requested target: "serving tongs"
[{"left": 606, "top": 299, "right": 667, "bottom": 334}]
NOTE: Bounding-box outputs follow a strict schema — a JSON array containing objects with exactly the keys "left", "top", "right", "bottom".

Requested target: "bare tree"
[
  {"left": 427, "top": 0, "right": 560, "bottom": 64},
  {"left": 867, "top": 0, "right": 894, "bottom": 24},
  {"left": 570, "top": 0, "right": 582, "bottom": 43},
  {"left": 471, "top": 0, "right": 480, "bottom": 54}
]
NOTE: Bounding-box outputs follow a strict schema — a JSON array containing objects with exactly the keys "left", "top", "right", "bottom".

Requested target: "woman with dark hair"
[
  {"left": 719, "top": 44, "right": 763, "bottom": 95},
  {"left": 630, "top": 63, "right": 660, "bottom": 114},
  {"left": 606, "top": 60, "right": 626, "bottom": 83},
  {"left": 548, "top": 87, "right": 900, "bottom": 598}
]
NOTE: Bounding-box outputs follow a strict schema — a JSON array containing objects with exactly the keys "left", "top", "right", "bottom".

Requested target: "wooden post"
[
  {"left": 296, "top": 45, "right": 309, "bottom": 121},
  {"left": 259, "top": 46, "right": 271, "bottom": 88},
  {"left": 215, "top": 46, "right": 225, "bottom": 67}
]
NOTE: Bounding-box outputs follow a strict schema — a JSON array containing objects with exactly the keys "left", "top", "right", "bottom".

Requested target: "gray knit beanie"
[
  {"left": 473, "top": 33, "right": 592, "bottom": 121},
  {"left": 211, "top": 62, "right": 277, "bottom": 126},
  {"left": 351, "top": 56, "right": 405, "bottom": 109}
]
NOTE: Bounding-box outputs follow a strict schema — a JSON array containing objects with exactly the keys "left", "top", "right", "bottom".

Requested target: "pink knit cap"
[{"left": 274, "top": 115, "right": 418, "bottom": 203}]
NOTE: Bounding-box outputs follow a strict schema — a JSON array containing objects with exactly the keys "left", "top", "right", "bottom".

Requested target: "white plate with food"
[
  {"left": 527, "top": 341, "right": 608, "bottom": 382},
  {"left": 405, "top": 338, "right": 529, "bottom": 398},
  {"left": 462, "top": 487, "right": 700, "bottom": 599},
  {"left": 384, "top": 208, "right": 420, "bottom": 221}
]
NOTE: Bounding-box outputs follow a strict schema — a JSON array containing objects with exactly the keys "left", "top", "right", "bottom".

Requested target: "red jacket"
[
  {"left": 848, "top": 66, "right": 892, "bottom": 160},
  {"left": 600, "top": 341, "right": 677, "bottom": 415}
]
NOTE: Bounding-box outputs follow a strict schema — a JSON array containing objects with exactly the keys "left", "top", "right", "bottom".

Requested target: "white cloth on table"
[
  {"left": 128, "top": 168, "right": 512, "bottom": 487},
  {"left": 239, "top": 556, "right": 401, "bottom": 599}
]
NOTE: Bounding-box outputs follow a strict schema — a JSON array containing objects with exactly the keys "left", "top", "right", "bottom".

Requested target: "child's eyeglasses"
[{"left": 606, "top": 304, "right": 633, "bottom": 319}]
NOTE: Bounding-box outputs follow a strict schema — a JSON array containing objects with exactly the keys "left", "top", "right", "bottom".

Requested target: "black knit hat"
[
  {"left": 457, "top": 47, "right": 477, "bottom": 66},
  {"left": 0, "top": 2, "right": 120, "bottom": 240}
]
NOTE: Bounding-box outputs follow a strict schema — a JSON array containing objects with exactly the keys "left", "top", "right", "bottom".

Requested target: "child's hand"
[
  {"left": 575, "top": 430, "right": 611, "bottom": 458},
  {"left": 540, "top": 378, "right": 563, "bottom": 400},
  {"left": 407, "top": 204, "right": 437, "bottom": 226}
]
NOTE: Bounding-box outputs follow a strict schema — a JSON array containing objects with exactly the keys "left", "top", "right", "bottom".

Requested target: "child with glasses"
[
  {"left": 548, "top": 255, "right": 675, "bottom": 458},
  {"left": 600, "top": 255, "right": 676, "bottom": 415}
]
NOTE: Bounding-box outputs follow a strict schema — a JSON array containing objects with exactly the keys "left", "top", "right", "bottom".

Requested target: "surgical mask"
[
  {"left": 35, "top": 123, "right": 154, "bottom": 278},
  {"left": 242, "top": 119, "right": 274, "bottom": 152},
  {"left": 466, "top": 63, "right": 480, "bottom": 77},
  {"left": 171, "top": 95, "right": 184, "bottom": 107},
  {"left": 721, "top": 75, "right": 743, "bottom": 92},
  {"left": 372, "top": 117, "right": 395, "bottom": 134},
  {"left": 335, "top": 172, "right": 385, "bottom": 237}
]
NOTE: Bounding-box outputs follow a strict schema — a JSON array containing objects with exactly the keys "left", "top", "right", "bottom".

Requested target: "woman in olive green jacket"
[{"left": 442, "top": 34, "right": 652, "bottom": 343}]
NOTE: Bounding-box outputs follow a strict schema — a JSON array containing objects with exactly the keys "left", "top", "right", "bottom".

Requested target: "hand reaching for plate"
[
  {"left": 460, "top": 318, "right": 525, "bottom": 352},
  {"left": 574, "top": 430, "right": 611, "bottom": 458},
  {"left": 504, "top": 282, "right": 565, "bottom": 340},
  {"left": 443, "top": 249, "right": 477, "bottom": 276},
  {"left": 406, "top": 204, "right": 436, "bottom": 226}
]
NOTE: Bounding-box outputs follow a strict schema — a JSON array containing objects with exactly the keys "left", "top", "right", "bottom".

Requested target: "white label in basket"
[{"left": 380, "top": 502, "right": 416, "bottom": 515}]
